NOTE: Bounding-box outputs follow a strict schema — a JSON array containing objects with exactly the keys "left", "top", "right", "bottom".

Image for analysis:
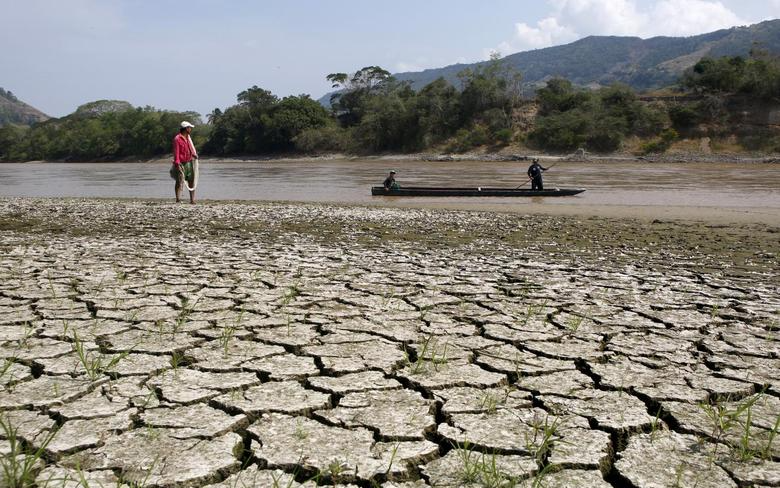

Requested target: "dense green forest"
[{"left": 1, "top": 54, "right": 779, "bottom": 161}]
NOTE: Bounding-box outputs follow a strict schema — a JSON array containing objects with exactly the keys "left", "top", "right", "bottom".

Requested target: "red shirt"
[{"left": 172, "top": 134, "right": 195, "bottom": 164}]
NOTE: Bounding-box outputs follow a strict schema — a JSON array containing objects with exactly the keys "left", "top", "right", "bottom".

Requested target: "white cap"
[{"left": 180, "top": 121, "right": 195, "bottom": 129}]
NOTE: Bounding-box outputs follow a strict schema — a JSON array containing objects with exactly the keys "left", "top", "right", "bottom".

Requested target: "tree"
[
  {"left": 326, "top": 66, "right": 393, "bottom": 126},
  {"left": 265, "top": 95, "right": 331, "bottom": 150}
]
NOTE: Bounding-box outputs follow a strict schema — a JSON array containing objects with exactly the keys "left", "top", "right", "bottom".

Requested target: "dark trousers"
[{"left": 531, "top": 177, "right": 543, "bottom": 191}]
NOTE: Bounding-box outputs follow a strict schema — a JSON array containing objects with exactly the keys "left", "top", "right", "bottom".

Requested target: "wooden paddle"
[{"left": 515, "top": 178, "right": 532, "bottom": 189}]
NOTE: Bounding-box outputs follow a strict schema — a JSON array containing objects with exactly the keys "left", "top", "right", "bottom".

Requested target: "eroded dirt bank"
[{"left": 0, "top": 198, "right": 778, "bottom": 487}]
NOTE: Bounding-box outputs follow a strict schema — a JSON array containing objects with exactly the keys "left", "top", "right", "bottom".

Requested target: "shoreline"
[
  {"left": 3, "top": 195, "right": 779, "bottom": 227},
  {"left": 4, "top": 150, "right": 780, "bottom": 165}
]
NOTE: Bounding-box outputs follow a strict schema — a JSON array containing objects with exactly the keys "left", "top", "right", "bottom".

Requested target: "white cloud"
[
  {"left": 552, "top": 0, "right": 646, "bottom": 36},
  {"left": 649, "top": 0, "right": 746, "bottom": 36},
  {"left": 497, "top": 17, "right": 578, "bottom": 54},
  {"left": 489, "top": 0, "right": 750, "bottom": 57}
]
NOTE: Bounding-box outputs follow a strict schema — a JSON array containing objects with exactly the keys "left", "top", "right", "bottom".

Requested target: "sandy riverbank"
[
  {"left": 0, "top": 198, "right": 777, "bottom": 487},
  {"left": 9, "top": 148, "right": 779, "bottom": 165}
]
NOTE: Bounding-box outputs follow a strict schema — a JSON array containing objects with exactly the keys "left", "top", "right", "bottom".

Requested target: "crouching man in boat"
[
  {"left": 383, "top": 170, "right": 400, "bottom": 190},
  {"left": 527, "top": 158, "right": 549, "bottom": 191},
  {"left": 171, "top": 121, "right": 197, "bottom": 204}
]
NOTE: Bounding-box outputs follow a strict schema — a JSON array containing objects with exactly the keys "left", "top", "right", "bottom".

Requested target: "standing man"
[
  {"left": 527, "top": 158, "right": 549, "bottom": 191},
  {"left": 171, "top": 121, "right": 198, "bottom": 204}
]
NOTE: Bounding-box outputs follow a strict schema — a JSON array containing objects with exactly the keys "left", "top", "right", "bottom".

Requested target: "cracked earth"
[{"left": 0, "top": 198, "right": 778, "bottom": 488}]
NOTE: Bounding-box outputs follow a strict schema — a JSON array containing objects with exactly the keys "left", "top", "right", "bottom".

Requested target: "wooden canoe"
[{"left": 371, "top": 186, "right": 586, "bottom": 197}]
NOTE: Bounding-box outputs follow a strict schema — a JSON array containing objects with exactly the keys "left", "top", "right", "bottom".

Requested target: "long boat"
[{"left": 371, "top": 186, "right": 586, "bottom": 197}]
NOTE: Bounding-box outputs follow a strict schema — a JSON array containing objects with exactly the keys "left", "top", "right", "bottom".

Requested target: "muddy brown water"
[{"left": 1, "top": 160, "right": 778, "bottom": 212}]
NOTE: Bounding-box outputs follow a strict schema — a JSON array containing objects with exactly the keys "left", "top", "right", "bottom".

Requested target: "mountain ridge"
[{"left": 319, "top": 19, "right": 780, "bottom": 104}]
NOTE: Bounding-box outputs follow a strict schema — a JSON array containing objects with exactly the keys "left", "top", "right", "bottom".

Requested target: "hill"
[
  {"left": 318, "top": 19, "right": 780, "bottom": 105},
  {"left": 0, "top": 88, "right": 49, "bottom": 126}
]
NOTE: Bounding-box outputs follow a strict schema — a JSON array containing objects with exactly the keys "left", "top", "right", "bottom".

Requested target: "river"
[{"left": 1, "top": 160, "right": 778, "bottom": 222}]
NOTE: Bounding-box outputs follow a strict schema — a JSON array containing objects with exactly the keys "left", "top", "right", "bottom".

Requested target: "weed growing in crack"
[
  {"left": 480, "top": 392, "right": 499, "bottom": 414},
  {"left": 520, "top": 300, "right": 549, "bottom": 327},
  {"left": 671, "top": 461, "right": 691, "bottom": 488},
  {"left": 698, "top": 391, "right": 778, "bottom": 462},
  {"left": 280, "top": 281, "right": 302, "bottom": 308},
  {"left": 709, "top": 304, "right": 720, "bottom": 319},
  {"left": 270, "top": 471, "right": 298, "bottom": 488},
  {"left": 219, "top": 325, "right": 236, "bottom": 357},
  {"left": 649, "top": 408, "right": 664, "bottom": 441},
  {"left": 0, "top": 357, "right": 19, "bottom": 389},
  {"left": 120, "top": 455, "right": 158, "bottom": 488},
  {"left": 140, "top": 388, "right": 159, "bottom": 408},
  {"left": 173, "top": 296, "right": 199, "bottom": 335},
  {"left": 384, "top": 443, "right": 399, "bottom": 477},
  {"left": 284, "top": 313, "right": 293, "bottom": 336},
  {"left": 530, "top": 463, "right": 558, "bottom": 488},
  {"left": 762, "top": 414, "right": 780, "bottom": 460},
  {"left": 115, "top": 268, "right": 128, "bottom": 283},
  {"left": 565, "top": 309, "right": 590, "bottom": 334},
  {"left": 325, "top": 459, "right": 348, "bottom": 481},
  {"left": 454, "top": 441, "right": 518, "bottom": 488},
  {"left": 46, "top": 271, "right": 57, "bottom": 299},
  {"left": 16, "top": 322, "right": 35, "bottom": 350},
  {"left": 524, "top": 414, "right": 561, "bottom": 465},
  {"left": 0, "top": 414, "right": 57, "bottom": 488},
  {"left": 235, "top": 307, "right": 246, "bottom": 327},
  {"left": 405, "top": 335, "right": 449, "bottom": 375},
  {"left": 72, "top": 331, "right": 129, "bottom": 381},
  {"left": 294, "top": 418, "right": 309, "bottom": 440},
  {"left": 170, "top": 351, "right": 185, "bottom": 374},
  {"left": 419, "top": 305, "right": 431, "bottom": 322},
  {"left": 145, "top": 424, "right": 160, "bottom": 441}
]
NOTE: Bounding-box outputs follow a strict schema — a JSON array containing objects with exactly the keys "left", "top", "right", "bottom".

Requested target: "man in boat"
[
  {"left": 527, "top": 158, "right": 549, "bottom": 191},
  {"left": 171, "top": 121, "right": 198, "bottom": 204},
  {"left": 383, "top": 170, "right": 400, "bottom": 190}
]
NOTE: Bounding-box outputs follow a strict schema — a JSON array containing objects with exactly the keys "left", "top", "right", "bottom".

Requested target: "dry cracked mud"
[{"left": 0, "top": 197, "right": 778, "bottom": 488}]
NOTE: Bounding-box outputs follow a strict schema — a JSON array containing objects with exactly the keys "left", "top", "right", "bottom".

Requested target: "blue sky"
[{"left": 2, "top": 0, "right": 778, "bottom": 117}]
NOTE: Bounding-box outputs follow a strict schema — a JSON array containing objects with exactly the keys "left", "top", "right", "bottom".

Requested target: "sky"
[{"left": 2, "top": 0, "right": 779, "bottom": 118}]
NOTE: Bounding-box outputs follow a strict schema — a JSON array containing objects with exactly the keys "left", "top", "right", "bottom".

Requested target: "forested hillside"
[
  {"left": 0, "top": 88, "right": 49, "bottom": 126},
  {"left": 388, "top": 19, "right": 780, "bottom": 93}
]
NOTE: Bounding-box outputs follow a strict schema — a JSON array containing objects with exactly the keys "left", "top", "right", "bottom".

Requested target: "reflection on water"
[{"left": 0, "top": 160, "right": 778, "bottom": 209}]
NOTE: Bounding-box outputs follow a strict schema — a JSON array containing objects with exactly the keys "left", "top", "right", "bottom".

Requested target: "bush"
[
  {"left": 492, "top": 128, "right": 513, "bottom": 145},
  {"left": 737, "top": 128, "right": 780, "bottom": 152},
  {"left": 528, "top": 109, "right": 591, "bottom": 151},
  {"left": 293, "top": 125, "right": 349, "bottom": 153},
  {"left": 448, "top": 125, "right": 491, "bottom": 152},
  {"left": 640, "top": 128, "right": 678, "bottom": 154},
  {"left": 668, "top": 104, "right": 700, "bottom": 130}
]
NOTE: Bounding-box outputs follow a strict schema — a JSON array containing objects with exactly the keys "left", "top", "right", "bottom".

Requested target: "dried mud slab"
[
  {"left": 614, "top": 432, "right": 738, "bottom": 488},
  {"left": 315, "top": 389, "right": 435, "bottom": 440},
  {"left": 147, "top": 368, "right": 261, "bottom": 404},
  {"left": 307, "top": 371, "right": 402, "bottom": 394},
  {"left": 67, "top": 430, "right": 243, "bottom": 487},
  {"left": 249, "top": 414, "right": 438, "bottom": 482},
  {"left": 212, "top": 380, "right": 331, "bottom": 416}
]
